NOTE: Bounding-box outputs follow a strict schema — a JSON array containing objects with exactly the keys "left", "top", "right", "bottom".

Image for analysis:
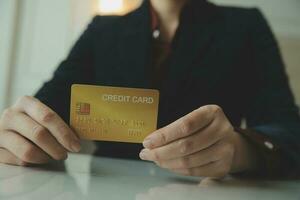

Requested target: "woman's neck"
[
  {"left": 150, "top": 0, "right": 188, "bottom": 23},
  {"left": 150, "top": 0, "right": 189, "bottom": 42}
]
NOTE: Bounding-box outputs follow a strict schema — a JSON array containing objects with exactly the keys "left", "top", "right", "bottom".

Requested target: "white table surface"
[{"left": 0, "top": 153, "right": 299, "bottom": 200}]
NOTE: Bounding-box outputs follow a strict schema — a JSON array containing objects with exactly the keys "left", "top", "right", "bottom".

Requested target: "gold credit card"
[{"left": 70, "top": 84, "right": 159, "bottom": 143}]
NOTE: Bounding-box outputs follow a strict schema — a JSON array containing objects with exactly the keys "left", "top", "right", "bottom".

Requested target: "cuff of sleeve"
[{"left": 232, "top": 127, "right": 284, "bottom": 178}]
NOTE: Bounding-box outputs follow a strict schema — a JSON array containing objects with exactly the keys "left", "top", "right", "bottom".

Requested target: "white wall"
[
  {"left": 0, "top": 0, "right": 95, "bottom": 112},
  {"left": 0, "top": 0, "right": 300, "bottom": 113},
  {"left": 0, "top": 0, "right": 18, "bottom": 112}
]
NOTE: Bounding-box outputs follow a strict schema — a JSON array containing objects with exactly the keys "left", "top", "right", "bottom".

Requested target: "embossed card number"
[{"left": 70, "top": 84, "right": 159, "bottom": 143}]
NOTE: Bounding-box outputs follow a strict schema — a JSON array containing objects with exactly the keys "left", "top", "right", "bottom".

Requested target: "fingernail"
[
  {"left": 139, "top": 149, "right": 150, "bottom": 160},
  {"left": 143, "top": 138, "right": 152, "bottom": 148},
  {"left": 71, "top": 140, "right": 81, "bottom": 152}
]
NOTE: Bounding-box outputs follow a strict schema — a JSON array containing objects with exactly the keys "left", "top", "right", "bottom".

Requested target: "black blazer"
[{"left": 35, "top": 0, "right": 300, "bottom": 169}]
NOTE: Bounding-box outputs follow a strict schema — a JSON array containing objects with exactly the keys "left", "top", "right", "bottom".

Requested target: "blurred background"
[{"left": 0, "top": 0, "right": 300, "bottom": 113}]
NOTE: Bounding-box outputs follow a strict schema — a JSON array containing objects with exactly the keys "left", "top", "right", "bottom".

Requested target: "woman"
[{"left": 0, "top": 0, "right": 299, "bottom": 178}]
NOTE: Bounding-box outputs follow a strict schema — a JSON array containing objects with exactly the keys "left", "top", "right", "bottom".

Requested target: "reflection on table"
[{"left": 0, "top": 153, "right": 299, "bottom": 200}]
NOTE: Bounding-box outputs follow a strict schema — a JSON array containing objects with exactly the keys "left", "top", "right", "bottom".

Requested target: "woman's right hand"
[{"left": 0, "top": 96, "right": 81, "bottom": 166}]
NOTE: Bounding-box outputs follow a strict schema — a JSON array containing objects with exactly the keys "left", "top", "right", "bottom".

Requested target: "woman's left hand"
[{"left": 139, "top": 105, "right": 258, "bottom": 178}]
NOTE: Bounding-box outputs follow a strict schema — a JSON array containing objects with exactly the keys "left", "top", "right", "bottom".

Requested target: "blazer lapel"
[
  {"left": 110, "top": 0, "right": 223, "bottom": 124},
  {"left": 114, "top": 0, "right": 152, "bottom": 89},
  {"left": 159, "top": 1, "right": 223, "bottom": 117},
  {"left": 163, "top": 1, "right": 222, "bottom": 90},
  {"left": 113, "top": 0, "right": 221, "bottom": 92}
]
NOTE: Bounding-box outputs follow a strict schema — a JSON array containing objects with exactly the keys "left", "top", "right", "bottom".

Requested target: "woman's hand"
[
  {"left": 0, "top": 96, "right": 81, "bottom": 166},
  {"left": 139, "top": 105, "right": 259, "bottom": 178}
]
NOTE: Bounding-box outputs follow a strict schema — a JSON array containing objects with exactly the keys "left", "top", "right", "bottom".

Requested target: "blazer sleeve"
[
  {"left": 245, "top": 8, "right": 300, "bottom": 175},
  {"left": 34, "top": 16, "right": 100, "bottom": 122}
]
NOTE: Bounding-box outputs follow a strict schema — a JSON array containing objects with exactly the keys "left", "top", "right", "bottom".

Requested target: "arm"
[
  {"left": 243, "top": 8, "right": 300, "bottom": 176},
  {"left": 136, "top": 8, "right": 300, "bottom": 178}
]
